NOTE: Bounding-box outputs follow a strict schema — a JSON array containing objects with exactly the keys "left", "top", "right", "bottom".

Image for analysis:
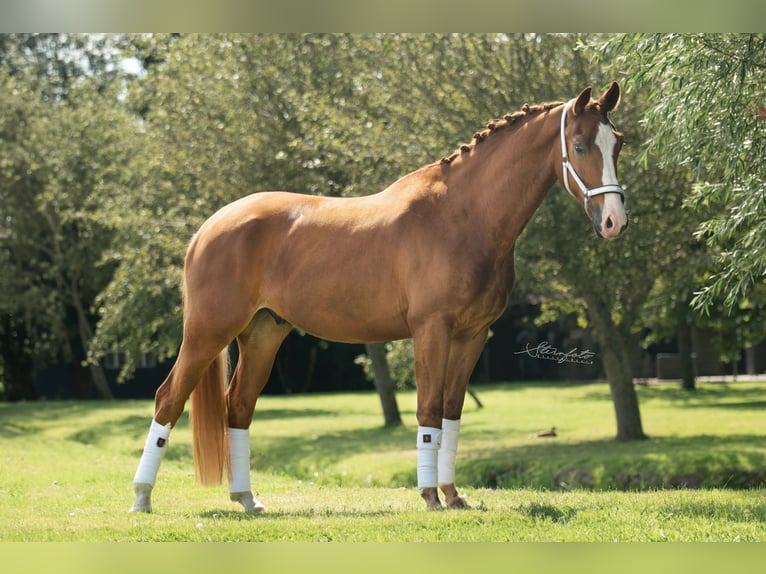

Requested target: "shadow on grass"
[
  {"left": 0, "top": 400, "right": 134, "bottom": 438},
  {"left": 456, "top": 433, "right": 766, "bottom": 491},
  {"left": 702, "top": 400, "right": 766, "bottom": 410},
  {"left": 514, "top": 501, "right": 578, "bottom": 523},
  {"left": 253, "top": 423, "right": 413, "bottom": 481},
  {"left": 581, "top": 381, "right": 766, "bottom": 407},
  {"left": 67, "top": 414, "right": 150, "bottom": 445},
  {"left": 250, "top": 407, "right": 341, "bottom": 420},
  {"left": 656, "top": 499, "right": 766, "bottom": 522},
  {"left": 198, "top": 507, "right": 398, "bottom": 520}
]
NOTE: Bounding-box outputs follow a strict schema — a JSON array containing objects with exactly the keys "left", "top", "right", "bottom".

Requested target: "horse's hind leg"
[
  {"left": 130, "top": 333, "right": 229, "bottom": 513},
  {"left": 227, "top": 309, "right": 292, "bottom": 512}
]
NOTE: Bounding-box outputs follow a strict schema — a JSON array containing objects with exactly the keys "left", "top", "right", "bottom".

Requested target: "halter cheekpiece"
[{"left": 560, "top": 98, "right": 624, "bottom": 208}]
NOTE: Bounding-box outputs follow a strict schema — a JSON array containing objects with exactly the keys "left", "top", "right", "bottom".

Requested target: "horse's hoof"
[
  {"left": 130, "top": 482, "right": 153, "bottom": 513},
  {"left": 230, "top": 491, "right": 266, "bottom": 513},
  {"left": 129, "top": 503, "right": 151, "bottom": 513},
  {"left": 440, "top": 483, "right": 469, "bottom": 509},
  {"left": 446, "top": 495, "right": 469, "bottom": 509},
  {"left": 420, "top": 487, "right": 444, "bottom": 510}
]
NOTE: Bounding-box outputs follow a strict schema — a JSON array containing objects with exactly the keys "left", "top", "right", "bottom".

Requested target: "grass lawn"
[{"left": 1, "top": 380, "right": 765, "bottom": 542}]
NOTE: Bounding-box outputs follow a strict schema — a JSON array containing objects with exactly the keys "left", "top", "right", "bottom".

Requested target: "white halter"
[{"left": 560, "top": 98, "right": 624, "bottom": 208}]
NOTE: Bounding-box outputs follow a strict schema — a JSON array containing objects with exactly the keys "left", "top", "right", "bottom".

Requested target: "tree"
[
  {"left": 0, "top": 34, "right": 139, "bottom": 399},
  {"left": 514, "top": 83, "right": 701, "bottom": 439},
  {"left": 594, "top": 34, "right": 766, "bottom": 314}
]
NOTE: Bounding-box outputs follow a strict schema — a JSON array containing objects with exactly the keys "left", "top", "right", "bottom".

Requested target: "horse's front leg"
[
  {"left": 412, "top": 319, "right": 452, "bottom": 510},
  {"left": 438, "top": 328, "right": 490, "bottom": 509}
]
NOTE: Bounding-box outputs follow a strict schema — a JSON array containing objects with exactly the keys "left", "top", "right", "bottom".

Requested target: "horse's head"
[{"left": 559, "top": 82, "right": 628, "bottom": 239}]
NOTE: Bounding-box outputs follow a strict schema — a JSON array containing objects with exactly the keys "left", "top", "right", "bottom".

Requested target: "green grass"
[{"left": 1, "top": 381, "right": 765, "bottom": 541}]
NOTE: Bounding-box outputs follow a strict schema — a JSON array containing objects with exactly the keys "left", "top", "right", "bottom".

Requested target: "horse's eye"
[{"left": 574, "top": 143, "right": 586, "bottom": 156}]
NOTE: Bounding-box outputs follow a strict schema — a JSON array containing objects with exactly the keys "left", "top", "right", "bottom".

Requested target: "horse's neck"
[{"left": 445, "top": 110, "right": 561, "bottom": 250}]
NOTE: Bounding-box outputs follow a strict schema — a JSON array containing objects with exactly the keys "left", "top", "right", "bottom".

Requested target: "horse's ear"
[
  {"left": 598, "top": 81, "right": 621, "bottom": 113},
  {"left": 573, "top": 86, "right": 592, "bottom": 116}
]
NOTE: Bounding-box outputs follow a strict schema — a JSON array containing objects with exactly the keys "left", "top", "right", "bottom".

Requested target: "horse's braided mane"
[{"left": 440, "top": 101, "right": 563, "bottom": 165}]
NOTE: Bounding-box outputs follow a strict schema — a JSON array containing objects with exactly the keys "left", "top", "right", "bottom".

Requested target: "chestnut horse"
[{"left": 131, "top": 82, "right": 628, "bottom": 513}]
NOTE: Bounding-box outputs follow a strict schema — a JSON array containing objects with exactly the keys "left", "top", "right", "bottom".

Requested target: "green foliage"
[
  {"left": 0, "top": 35, "right": 142, "bottom": 393},
  {"left": 594, "top": 34, "right": 766, "bottom": 314},
  {"left": 4, "top": 33, "right": 765, "bottom": 397}
]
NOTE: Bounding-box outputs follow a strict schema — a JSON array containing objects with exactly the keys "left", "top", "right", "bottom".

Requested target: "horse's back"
[
  {"left": 184, "top": 192, "right": 303, "bottom": 287},
  {"left": 183, "top": 189, "right": 419, "bottom": 342}
]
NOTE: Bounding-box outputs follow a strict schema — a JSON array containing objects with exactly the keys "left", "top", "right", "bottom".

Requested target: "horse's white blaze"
[
  {"left": 595, "top": 122, "right": 619, "bottom": 186},
  {"left": 594, "top": 122, "right": 627, "bottom": 235}
]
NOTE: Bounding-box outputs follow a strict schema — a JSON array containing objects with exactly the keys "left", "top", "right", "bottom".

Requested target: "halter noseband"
[{"left": 560, "top": 98, "right": 624, "bottom": 209}]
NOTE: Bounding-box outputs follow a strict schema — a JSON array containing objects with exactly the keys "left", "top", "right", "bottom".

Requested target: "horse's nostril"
[{"left": 605, "top": 216, "right": 614, "bottom": 230}]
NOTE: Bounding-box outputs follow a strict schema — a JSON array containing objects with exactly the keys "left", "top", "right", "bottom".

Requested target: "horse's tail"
[{"left": 189, "top": 348, "right": 230, "bottom": 486}]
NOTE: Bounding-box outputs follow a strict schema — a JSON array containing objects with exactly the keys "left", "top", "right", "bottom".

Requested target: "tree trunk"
[
  {"left": 601, "top": 338, "right": 648, "bottom": 440},
  {"left": 72, "top": 297, "right": 114, "bottom": 400},
  {"left": 47, "top": 221, "right": 114, "bottom": 399},
  {"left": 677, "top": 321, "right": 696, "bottom": 391},
  {"left": 365, "top": 342, "right": 402, "bottom": 427},
  {"left": 587, "top": 298, "right": 647, "bottom": 441}
]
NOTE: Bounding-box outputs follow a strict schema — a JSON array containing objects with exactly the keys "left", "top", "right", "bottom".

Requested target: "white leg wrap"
[
  {"left": 228, "top": 427, "right": 252, "bottom": 494},
  {"left": 416, "top": 426, "right": 442, "bottom": 490},
  {"left": 133, "top": 420, "right": 172, "bottom": 486},
  {"left": 438, "top": 418, "right": 460, "bottom": 486},
  {"left": 228, "top": 427, "right": 265, "bottom": 513}
]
